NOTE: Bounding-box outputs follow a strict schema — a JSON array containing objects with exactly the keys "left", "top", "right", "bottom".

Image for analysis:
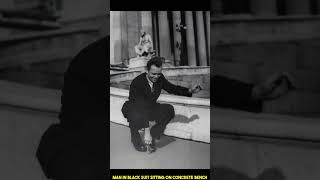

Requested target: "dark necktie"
[{"left": 151, "top": 83, "right": 155, "bottom": 93}]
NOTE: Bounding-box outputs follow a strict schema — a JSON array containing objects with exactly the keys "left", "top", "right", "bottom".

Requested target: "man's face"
[{"left": 147, "top": 65, "right": 162, "bottom": 83}]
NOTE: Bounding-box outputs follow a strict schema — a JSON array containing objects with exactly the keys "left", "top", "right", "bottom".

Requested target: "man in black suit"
[
  {"left": 36, "top": 36, "right": 108, "bottom": 180},
  {"left": 122, "top": 57, "right": 201, "bottom": 152}
]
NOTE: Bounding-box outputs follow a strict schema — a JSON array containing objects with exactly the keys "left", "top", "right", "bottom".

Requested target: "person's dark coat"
[
  {"left": 36, "top": 36, "right": 108, "bottom": 179},
  {"left": 212, "top": 75, "right": 262, "bottom": 112},
  {"left": 122, "top": 72, "right": 191, "bottom": 128}
]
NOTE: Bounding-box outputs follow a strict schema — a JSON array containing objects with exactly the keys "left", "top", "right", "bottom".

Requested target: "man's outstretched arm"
[{"left": 161, "top": 74, "right": 198, "bottom": 97}]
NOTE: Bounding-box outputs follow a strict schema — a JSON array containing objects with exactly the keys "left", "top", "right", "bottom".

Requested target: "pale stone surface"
[
  {"left": 110, "top": 87, "right": 210, "bottom": 143},
  {"left": 140, "top": 11, "right": 153, "bottom": 37},
  {"left": 212, "top": 107, "right": 320, "bottom": 142},
  {"left": 158, "top": 11, "right": 173, "bottom": 60},
  {"left": 213, "top": 136, "right": 320, "bottom": 180},
  {"left": 212, "top": 18, "right": 320, "bottom": 45},
  {"left": 0, "top": 80, "right": 60, "bottom": 112},
  {"left": 212, "top": 138, "right": 259, "bottom": 178},
  {"left": 126, "top": 11, "right": 140, "bottom": 59},
  {"left": 110, "top": 11, "right": 121, "bottom": 64},
  {"left": 110, "top": 122, "right": 210, "bottom": 169},
  {"left": 128, "top": 57, "right": 149, "bottom": 69},
  {"left": 0, "top": 105, "right": 58, "bottom": 180},
  {"left": 185, "top": 11, "right": 197, "bottom": 66},
  {"left": 195, "top": 11, "right": 207, "bottom": 66}
]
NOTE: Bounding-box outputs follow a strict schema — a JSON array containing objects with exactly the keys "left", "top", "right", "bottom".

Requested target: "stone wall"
[
  {"left": 111, "top": 74, "right": 210, "bottom": 98},
  {"left": 0, "top": 28, "right": 100, "bottom": 89}
]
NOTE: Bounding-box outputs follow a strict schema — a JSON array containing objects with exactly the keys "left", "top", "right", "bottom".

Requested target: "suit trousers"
[
  {"left": 122, "top": 102, "right": 175, "bottom": 139},
  {"left": 212, "top": 75, "right": 262, "bottom": 113}
]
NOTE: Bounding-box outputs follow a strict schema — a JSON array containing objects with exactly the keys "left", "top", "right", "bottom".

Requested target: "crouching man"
[{"left": 122, "top": 57, "right": 201, "bottom": 153}]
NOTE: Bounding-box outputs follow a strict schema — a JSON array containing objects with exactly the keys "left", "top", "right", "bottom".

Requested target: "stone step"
[
  {"left": 212, "top": 60, "right": 257, "bottom": 84},
  {"left": 213, "top": 39, "right": 320, "bottom": 72},
  {"left": 0, "top": 80, "right": 60, "bottom": 113},
  {"left": 213, "top": 42, "right": 297, "bottom": 68},
  {"left": 213, "top": 60, "right": 320, "bottom": 93},
  {"left": 0, "top": 26, "right": 100, "bottom": 69},
  {"left": 0, "top": 105, "right": 57, "bottom": 180},
  {"left": 263, "top": 91, "right": 320, "bottom": 115}
]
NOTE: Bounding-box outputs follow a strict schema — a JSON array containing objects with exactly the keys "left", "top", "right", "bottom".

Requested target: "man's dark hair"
[{"left": 147, "top": 56, "right": 163, "bottom": 70}]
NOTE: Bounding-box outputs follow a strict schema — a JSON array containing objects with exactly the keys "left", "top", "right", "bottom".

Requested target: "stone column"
[
  {"left": 285, "top": 0, "right": 311, "bottom": 15},
  {"left": 172, "top": 11, "right": 182, "bottom": 66},
  {"left": 251, "top": 0, "right": 277, "bottom": 16},
  {"left": 120, "top": 12, "right": 129, "bottom": 62},
  {"left": 158, "top": 11, "right": 174, "bottom": 61},
  {"left": 152, "top": 12, "right": 160, "bottom": 57},
  {"left": 205, "top": 11, "right": 210, "bottom": 65},
  {"left": 196, "top": 11, "right": 208, "bottom": 66},
  {"left": 185, "top": 11, "right": 197, "bottom": 66},
  {"left": 110, "top": 11, "right": 122, "bottom": 64},
  {"left": 141, "top": 11, "right": 153, "bottom": 37},
  {"left": 126, "top": 11, "right": 140, "bottom": 59}
]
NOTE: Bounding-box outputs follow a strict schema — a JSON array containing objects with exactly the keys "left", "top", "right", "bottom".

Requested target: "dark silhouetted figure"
[{"left": 36, "top": 36, "right": 108, "bottom": 180}]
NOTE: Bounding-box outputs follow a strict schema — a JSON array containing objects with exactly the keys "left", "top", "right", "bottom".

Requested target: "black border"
[{"left": 110, "top": 0, "right": 211, "bottom": 11}]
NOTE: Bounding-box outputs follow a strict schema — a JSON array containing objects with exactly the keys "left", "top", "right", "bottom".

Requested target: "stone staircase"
[{"left": 0, "top": 25, "right": 101, "bottom": 89}]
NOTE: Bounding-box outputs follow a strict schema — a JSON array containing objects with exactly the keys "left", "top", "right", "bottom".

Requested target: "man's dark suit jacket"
[
  {"left": 36, "top": 36, "right": 108, "bottom": 178},
  {"left": 122, "top": 72, "right": 192, "bottom": 127},
  {"left": 212, "top": 75, "right": 262, "bottom": 112}
]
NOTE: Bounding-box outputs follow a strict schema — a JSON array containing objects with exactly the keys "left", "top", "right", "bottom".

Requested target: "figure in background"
[
  {"left": 134, "top": 29, "right": 155, "bottom": 58},
  {"left": 36, "top": 37, "right": 108, "bottom": 180}
]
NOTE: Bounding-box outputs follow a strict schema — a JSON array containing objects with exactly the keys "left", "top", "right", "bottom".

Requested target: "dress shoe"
[{"left": 146, "top": 139, "right": 156, "bottom": 153}]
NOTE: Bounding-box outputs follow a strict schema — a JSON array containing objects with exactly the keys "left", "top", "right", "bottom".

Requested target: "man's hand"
[
  {"left": 189, "top": 84, "right": 202, "bottom": 94},
  {"left": 144, "top": 128, "right": 152, "bottom": 145}
]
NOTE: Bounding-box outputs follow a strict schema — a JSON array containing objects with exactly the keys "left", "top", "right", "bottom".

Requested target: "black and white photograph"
[
  {"left": 211, "top": 0, "right": 320, "bottom": 179},
  {"left": 110, "top": 11, "right": 210, "bottom": 169},
  {"left": 0, "top": 0, "right": 108, "bottom": 179}
]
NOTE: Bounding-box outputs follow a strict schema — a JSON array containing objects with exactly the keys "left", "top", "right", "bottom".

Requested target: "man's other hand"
[{"left": 189, "top": 84, "right": 202, "bottom": 94}]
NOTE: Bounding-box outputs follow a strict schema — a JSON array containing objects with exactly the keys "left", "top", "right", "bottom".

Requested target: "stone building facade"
[{"left": 110, "top": 11, "right": 210, "bottom": 67}]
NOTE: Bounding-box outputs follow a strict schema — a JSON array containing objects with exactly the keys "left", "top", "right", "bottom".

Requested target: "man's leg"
[
  {"left": 150, "top": 104, "right": 175, "bottom": 141},
  {"left": 129, "top": 123, "right": 147, "bottom": 152},
  {"left": 122, "top": 102, "right": 148, "bottom": 152}
]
